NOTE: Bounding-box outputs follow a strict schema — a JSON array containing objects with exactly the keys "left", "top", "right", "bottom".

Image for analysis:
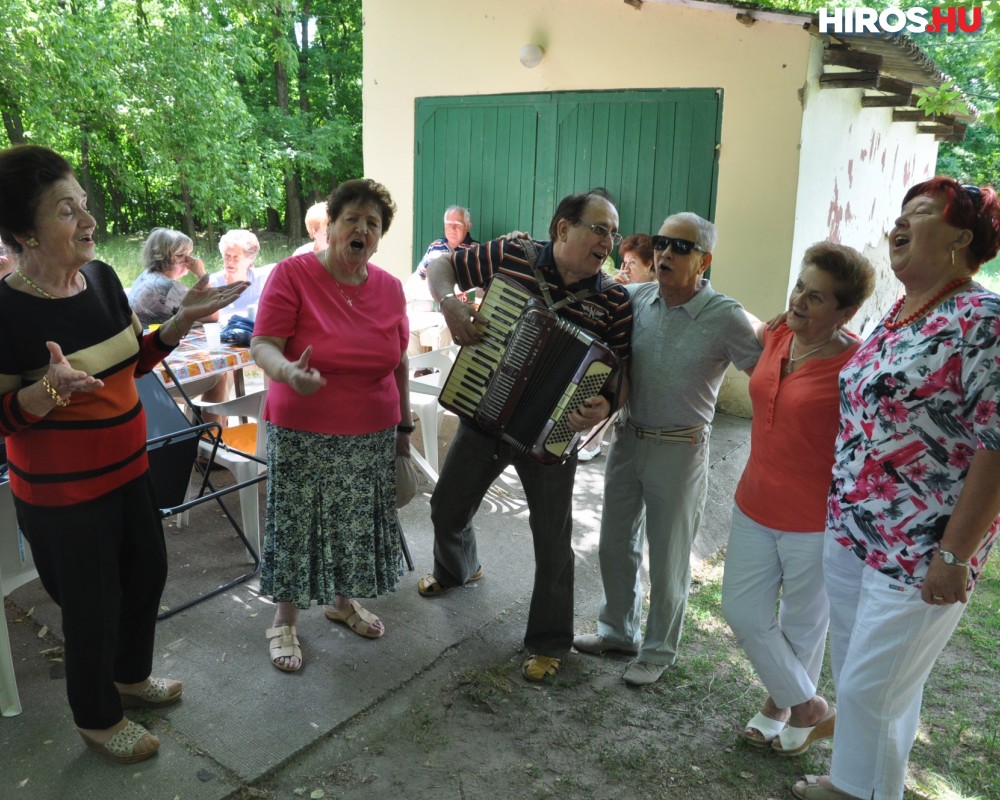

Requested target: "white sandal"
[{"left": 742, "top": 711, "right": 787, "bottom": 747}]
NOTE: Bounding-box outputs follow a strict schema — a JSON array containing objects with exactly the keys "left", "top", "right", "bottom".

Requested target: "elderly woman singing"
[{"left": 793, "top": 179, "right": 1000, "bottom": 800}]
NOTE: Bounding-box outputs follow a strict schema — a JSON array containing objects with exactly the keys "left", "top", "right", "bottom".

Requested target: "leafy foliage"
[{"left": 0, "top": 0, "right": 362, "bottom": 239}]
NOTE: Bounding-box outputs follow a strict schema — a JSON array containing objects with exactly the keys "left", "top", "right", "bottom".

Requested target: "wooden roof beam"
[
  {"left": 917, "top": 121, "right": 954, "bottom": 136},
  {"left": 861, "top": 94, "right": 914, "bottom": 108},
  {"left": 823, "top": 48, "right": 882, "bottom": 72}
]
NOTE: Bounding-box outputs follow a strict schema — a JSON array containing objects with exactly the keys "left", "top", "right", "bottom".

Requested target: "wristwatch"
[{"left": 939, "top": 549, "right": 971, "bottom": 568}]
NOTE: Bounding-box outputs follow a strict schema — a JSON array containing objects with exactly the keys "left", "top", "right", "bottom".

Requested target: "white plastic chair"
[
  {"left": 187, "top": 388, "right": 269, "bottom": 563},
  {"left": 1, "top": 480, "right": 37, "bottom": 717},
  {"left": 407, "top": 346, "right": 459, "bottom": 483}
]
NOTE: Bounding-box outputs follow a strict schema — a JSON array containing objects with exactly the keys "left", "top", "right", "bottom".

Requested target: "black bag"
[{"left": 220, "top": 315, "right": 255, "bottom": 346}]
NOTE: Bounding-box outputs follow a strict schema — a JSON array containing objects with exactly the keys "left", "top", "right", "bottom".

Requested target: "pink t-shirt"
[
  {"left": 735, "top": 323, "right": 859, "bottom": 532},
  {"left": 254, "top": 254, "right": 408, "bottom": 435}
]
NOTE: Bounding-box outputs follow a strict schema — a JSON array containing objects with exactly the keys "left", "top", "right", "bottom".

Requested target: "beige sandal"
[
  {"left": 324, "top": 600, "right": 384, "bottom": 639},
  {"left": 267, "top": 625, "right": 302, "bottom": 672},
  {"left": 78, "top": 720, "right": 160, "bottom": 764},
  {"left": 119, "top": 677, "right": 183, "bottom": 709}
]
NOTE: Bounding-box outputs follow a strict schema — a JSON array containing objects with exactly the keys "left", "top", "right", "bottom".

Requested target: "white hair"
[
  {"left": 662, "top": 212, "right": 718, "bottom": 252},
  {"left": 218, "top": 229, "right": 261, "bottom": 259},
  {"left": 444, "top": 206, "right": 471, "bottom": 226}
]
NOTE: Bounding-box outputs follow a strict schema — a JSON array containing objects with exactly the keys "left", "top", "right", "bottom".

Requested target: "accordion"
[{"left": 439, "top": 274, "right": 620, "bottom": 464}]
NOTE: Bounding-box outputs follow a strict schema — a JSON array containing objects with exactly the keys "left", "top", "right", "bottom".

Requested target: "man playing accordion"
[{"left": 417, "top": 189, "right": 633, "bottom": 683}]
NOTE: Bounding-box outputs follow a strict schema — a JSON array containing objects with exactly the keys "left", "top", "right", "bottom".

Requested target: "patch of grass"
[{"left": 952, "top": 563, "right": 1000, "bottom": 667}]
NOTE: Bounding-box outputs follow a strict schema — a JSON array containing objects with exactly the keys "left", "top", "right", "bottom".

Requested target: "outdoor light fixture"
[{"left": 519, "top": 43, "right": 545, "bottom": 68}]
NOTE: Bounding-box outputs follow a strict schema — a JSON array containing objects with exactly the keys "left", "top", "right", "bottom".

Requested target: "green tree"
[{"left": 0, "top": 0, "right": 363, "bottom": 240}]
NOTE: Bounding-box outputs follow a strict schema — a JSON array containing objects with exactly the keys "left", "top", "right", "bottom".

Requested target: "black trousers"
[{"left": 16, "top": 474, "right": 167, "bottom": 729}]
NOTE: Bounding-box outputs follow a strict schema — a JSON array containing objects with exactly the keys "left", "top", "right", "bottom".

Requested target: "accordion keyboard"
[{"left": 439, "top": 276, "right": 534, "bottom": 418}]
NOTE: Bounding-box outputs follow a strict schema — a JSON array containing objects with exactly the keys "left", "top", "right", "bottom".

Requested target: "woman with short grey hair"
[{"left": 128, "top": 227, "right": 209, "bottom": 327}]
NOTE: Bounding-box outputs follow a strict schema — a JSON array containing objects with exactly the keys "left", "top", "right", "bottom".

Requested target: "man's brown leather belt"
[{"left": 625, "top": 418, "right": 706, "bottom": 444}]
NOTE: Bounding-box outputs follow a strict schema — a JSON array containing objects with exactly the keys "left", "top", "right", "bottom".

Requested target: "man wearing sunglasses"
[
  {"left": 575, "top": 211, "right": 762, "bottom": 685},
  {"left": 417, "top": 189, "right": 633, "bottom": 684}
]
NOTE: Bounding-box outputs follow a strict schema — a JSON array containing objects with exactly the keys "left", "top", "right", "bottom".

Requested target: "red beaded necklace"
[{"left": 883, "top": 277, "right": 972, "bottom": 332}]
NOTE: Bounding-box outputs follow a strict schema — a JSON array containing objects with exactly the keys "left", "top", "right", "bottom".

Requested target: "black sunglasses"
[
  {"left": 961, "top": 184, "right": 982, "bottom": 209},
  {"left": 651, "top": 235, "right": 702, "bottom": 255}
]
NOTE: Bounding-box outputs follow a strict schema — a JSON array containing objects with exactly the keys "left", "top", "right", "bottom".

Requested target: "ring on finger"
[{"left": 932, "top": 594, "right": 945, "bottom": 601}]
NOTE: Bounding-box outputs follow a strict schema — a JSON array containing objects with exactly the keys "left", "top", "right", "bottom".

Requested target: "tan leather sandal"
[{"left": 324, "top": 600, "right": 383, "bottom": 639}]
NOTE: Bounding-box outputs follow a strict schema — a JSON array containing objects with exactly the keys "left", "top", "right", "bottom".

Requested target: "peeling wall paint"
[{"left": 792, "top": 39, "right": 937, "bottom": 338}]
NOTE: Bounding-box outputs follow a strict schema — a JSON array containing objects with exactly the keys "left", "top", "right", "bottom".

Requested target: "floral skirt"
[{"left": 260, "top": 422, "right": 401, "bottom": 608}]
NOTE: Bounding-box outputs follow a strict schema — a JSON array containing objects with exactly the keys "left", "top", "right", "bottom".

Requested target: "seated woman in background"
[
  {"left": 614, "top": 233, "right": 656, "bottom": 285},
  {"left": 128, "top": 228, "right": 226, "bottom": 413},
  {"left": 129, "top": 228, "right": 212, "bottom": 327},
  {"left": 293, "top": 202, "right": 329, "bottom": 256},
  {"left": 209, "top": 229, "right": 270, "bottom": 318}
]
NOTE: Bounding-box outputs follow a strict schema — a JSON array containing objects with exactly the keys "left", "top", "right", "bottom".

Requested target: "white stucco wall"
[
  {"left": 364, "top": 0, "right": 818, "bottom": 416},
  {"left": 363, "top": 0, "right": 809, "bottom": 313},
  {"left": 792, "top": 42, "right": 938, "bottom": 337}
]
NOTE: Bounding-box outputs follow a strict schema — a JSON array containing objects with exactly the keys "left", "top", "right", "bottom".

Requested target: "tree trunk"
[
  {"left": 272, "top": 10, "right": 301, "bottom": 239},
  {"left": 0, "top": 83, "right": 25, "bottom": 143},
  {"left": 77, "top": 134, "right": 107, "bottom": 236},
  {"left": 181, "top": 183, "right": 196, "bottom": 240},
  {"left": 266, "top": 207, "right": 282, "bottom": 232}
]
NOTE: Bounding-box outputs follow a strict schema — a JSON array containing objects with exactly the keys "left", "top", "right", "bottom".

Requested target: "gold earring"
[
  {"left": 26, "top": 236, "right": 39, "bottom": 248},
  {"left": 950, "top": 248, "right": 956, "bottom": 268}
]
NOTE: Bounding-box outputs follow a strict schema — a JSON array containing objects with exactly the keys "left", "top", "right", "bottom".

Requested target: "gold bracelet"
[{"left": 42, "top": 375, "right": 70, "bottom": 407}]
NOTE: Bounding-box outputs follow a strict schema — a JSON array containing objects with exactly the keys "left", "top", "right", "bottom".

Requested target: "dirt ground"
[
  {"left": 9, "top": 546, "right": 992, "bottom": 800},
  {"left": 232, "top": 556, "right": 997, "bottom": 800}
]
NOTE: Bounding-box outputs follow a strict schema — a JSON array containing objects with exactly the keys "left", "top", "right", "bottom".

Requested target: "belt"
[{"left": 625, "top": 418, "right": 705, "bottom": 444}]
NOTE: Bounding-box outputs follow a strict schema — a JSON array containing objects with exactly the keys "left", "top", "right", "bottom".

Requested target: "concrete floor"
[{"left": 0, "top": 413, "right": 750, "bottom": 799}]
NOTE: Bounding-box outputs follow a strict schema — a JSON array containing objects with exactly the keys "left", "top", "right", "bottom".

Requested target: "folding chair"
[
  {"left": 136, "top": 372, "right": 266, "bottom": 620},
  {"left": 188, "top": 389, "right": 269, "bottom": 563},
  {"left": 407, "top": 345, "right": 459, "bottom": 483},
  {"left": 1, "top": 478, "right": 36, "bottom": 717}
]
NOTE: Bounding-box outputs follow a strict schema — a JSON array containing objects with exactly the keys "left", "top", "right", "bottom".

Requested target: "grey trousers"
[
  {"left": 596, "top": 423, "right": 709, "bottom": 666},
  {"left": 429, "top": 422, "right": 578, "bottom": 657}
]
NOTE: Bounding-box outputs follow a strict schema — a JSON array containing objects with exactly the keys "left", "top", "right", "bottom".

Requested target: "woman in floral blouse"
[{"left": 793, "top": 179, "right": 1000, "bottom": 800}]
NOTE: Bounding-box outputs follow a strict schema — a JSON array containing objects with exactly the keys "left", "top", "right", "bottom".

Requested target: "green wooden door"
[{"left": 413, "top": 89, "right": 721, "bottom": 269}]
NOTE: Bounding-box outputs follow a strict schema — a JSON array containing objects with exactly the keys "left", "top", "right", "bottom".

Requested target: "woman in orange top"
[{"left": 721, "top": 242, "right": 874, "bottom": 755}]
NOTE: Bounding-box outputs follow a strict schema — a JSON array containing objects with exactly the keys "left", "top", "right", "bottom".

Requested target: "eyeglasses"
[
  {"left": 651, "top": 235, "right": 703, "bottom": 255},
  {"left": 575, "top": 221, "right": 623, "bottom": 245}
]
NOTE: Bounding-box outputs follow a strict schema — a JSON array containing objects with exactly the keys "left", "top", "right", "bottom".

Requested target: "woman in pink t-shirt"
[
  {"left": 721, "top": 242, "right": 874, "bottom": 755},
  {"left": 251, "top": 179, "right": 411, "bottom": 673}
]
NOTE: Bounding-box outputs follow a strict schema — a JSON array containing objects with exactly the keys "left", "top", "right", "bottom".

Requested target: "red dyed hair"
[{"left": 902, "top": 177, "right": 1000, "bottom": 267}]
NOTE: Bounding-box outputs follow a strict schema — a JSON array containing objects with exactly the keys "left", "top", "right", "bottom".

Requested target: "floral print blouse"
[{"left": 828, "top": 283, "right": 1000, "bottom": 589}]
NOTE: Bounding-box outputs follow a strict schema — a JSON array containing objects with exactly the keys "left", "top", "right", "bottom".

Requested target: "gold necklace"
[
  {"left": 334, "top": 279, "right": 365, "bottom": 307},
  {"left": 784, "top": 333, "right": 836, "bottom": 375},
  {"left": 15, "top": 268, "right": 87, "bottom": 299}
]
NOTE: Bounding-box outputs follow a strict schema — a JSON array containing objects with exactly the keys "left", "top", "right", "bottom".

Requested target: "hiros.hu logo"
[{"left": 817, "top": 6, "right": 983, "bottom": 34}]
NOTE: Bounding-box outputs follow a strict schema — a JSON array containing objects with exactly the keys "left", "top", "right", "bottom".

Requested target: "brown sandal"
[
  {"left": 267, "top": 625, "right": 302, "bottom": 672},
  {"left": 417, "top": 566, "right": 485, "bottom": 597}
]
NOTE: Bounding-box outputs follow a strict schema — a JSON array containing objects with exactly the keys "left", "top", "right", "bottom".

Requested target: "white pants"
[
  {"left": 596, "top": 424, "right": 709, "bottom": 665},
  {"left": 721, "top": 506, "right": 828, "bottom": 708},
  {"left": 824, "top": 536, "right": 966, "bottom": 800}
]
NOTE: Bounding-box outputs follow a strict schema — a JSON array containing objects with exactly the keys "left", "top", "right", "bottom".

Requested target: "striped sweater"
[{"left": 0, "top": 261, "right": 174, "bottom": 507}]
